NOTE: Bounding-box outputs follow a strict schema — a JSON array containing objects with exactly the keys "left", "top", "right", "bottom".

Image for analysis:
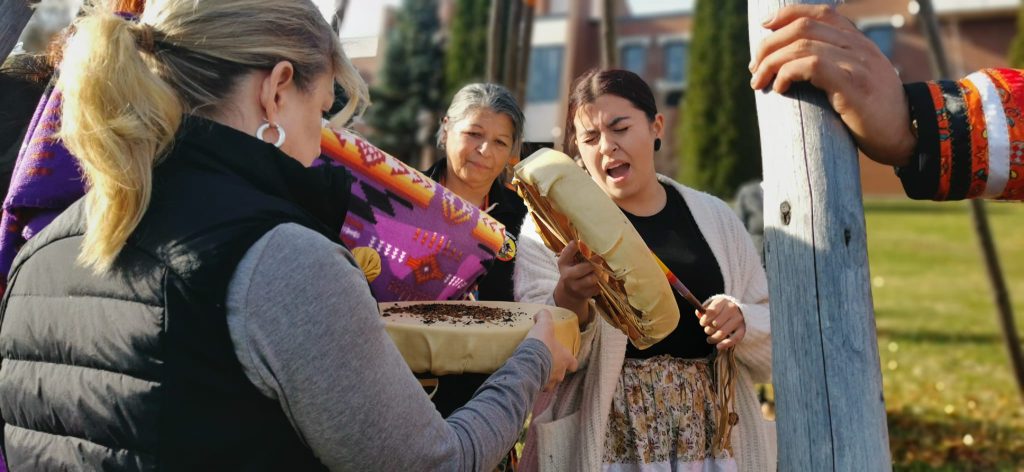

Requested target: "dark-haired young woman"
[{"left": 515, "top": 69, "right": 776, "bottom": 471}]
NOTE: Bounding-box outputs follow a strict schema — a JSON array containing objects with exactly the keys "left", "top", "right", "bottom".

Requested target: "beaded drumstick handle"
[{"left": 652, "top": 253, "right": 706, "bottom": 314}]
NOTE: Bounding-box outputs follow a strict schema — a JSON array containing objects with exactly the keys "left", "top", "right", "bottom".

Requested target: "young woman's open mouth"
[{"left": 606, "top": 161, "right": 631, "bottom": 183}]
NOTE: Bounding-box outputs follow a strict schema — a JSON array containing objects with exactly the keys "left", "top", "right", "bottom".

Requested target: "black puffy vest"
[{"left": 0, "top": 118, "right": 350, "bottom": 471}]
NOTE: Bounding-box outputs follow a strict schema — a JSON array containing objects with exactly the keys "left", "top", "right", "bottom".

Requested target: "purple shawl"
[{"left": 0, "top": 87, "right": 87, "bottom": 294}]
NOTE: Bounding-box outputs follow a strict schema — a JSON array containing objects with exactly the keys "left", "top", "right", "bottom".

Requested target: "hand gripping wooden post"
[{"left": 747, "top": 1, "right": 892, "bottom": 470}]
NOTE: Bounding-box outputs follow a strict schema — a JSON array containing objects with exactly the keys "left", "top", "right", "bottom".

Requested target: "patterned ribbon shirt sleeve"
[{"left": 900, "top": 68, "right": 1024, "bottom": 201}]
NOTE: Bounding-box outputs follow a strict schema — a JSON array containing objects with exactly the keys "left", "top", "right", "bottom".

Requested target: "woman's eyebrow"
[{"left": 606, "top": 116, "right": 630, "bottom": 127}]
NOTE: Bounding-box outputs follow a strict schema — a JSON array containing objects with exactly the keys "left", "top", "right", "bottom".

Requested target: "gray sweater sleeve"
[{"left": 225, "top": 223, "right": 552, "bottom": 471}]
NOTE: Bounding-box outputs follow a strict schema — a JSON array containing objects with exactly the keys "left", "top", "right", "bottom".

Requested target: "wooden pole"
[
  {"left": 916, "top": 0, "right": 1024, "bottom": 401},
  {"left": 514, "top": 2, "right": 535, "bottom": 106},
  {"left": 554, "top": 0, "right": 587, "bottom": 151},
  {"left": 502, "top": 0, "right": 523, "bottom": 89},
  {"left": 330, "top": 0, "right": 350, "bottom": 35},
  {"left": 0, "top": 0, "right": 37, "bottom": 62},
  {"left": 486, "top": 0, "right": 508, "bottom": 83},
  {"left": 747, "top": 1, "right": 891, "bottom": 470},
  {"left": 600, "top": 0, "right": 617, "bottom": 69}
]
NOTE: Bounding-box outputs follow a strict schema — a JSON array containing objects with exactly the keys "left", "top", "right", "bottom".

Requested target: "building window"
[
  {"left": 862, "top": 24, "right": 895, "bottom": 58},
  {"left": 526, "top": 46, "right": 564, "bottom": 103},
  {"left": 548, "top": 0, "right": 568, "bottom": 15},
  {"left": 621, "top": 44, "right": 647, "bottom": 76},
  {"left": 666, "top": 90, "right": 685, "bottom": 107},
  {"left": 663, "top": 41, "right": 689, "bottom": 83}
]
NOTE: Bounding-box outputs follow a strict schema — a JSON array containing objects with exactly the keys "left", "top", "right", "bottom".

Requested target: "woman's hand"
[
  {"left": 699, "top": 298, "right": 746, "bottom": 350},
  {"left": 750, "top": 4, "right": 915, "bottom": 167},
  {"left": 552, "top": 240, "right": 601, "bottom": 327},
  {"left": 525, "top": 309, "right": 580, "bottom": 391}
]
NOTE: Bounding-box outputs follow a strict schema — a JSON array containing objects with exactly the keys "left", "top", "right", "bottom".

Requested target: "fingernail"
[
  {"left": 762, "top": 11, "right": 775, "bottom": 25},
  {"left": 750, "top": 74, "right": 759, "bottom": 89},
  {"left": 748, "top": 60, "right": 755, "bottom": 72}
]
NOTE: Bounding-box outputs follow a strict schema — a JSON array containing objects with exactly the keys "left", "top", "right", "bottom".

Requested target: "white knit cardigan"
[{"left": 514, "top": 176, "right": 776, "bottom": 472}]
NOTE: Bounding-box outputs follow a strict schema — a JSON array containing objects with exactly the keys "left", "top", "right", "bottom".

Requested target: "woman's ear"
[
  {"left": 259, "top": 61, "right": 296, "bottom": 124},
  {"left": 438, "top": 116, "right": 450, "bottom": 148},
  {"left": 652, "top": 113, "right": 665, "bottom": 139}
]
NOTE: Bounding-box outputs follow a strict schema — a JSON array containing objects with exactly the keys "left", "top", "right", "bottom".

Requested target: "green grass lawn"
[{"left": 863, "top": 198, "right": 1024, "bottom": 471}]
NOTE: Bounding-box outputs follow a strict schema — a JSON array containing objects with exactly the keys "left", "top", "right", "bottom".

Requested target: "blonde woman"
[
  {"left": 515, "top": 69, "right": 775, "bottom": 471},
  {"left": 0, "top": 1, "right": 575, "bottom": 470}
]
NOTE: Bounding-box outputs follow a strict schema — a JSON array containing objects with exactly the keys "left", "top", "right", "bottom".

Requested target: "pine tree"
[
  {"left": 364, "top": 0, "right": 445, "bottom": 164},
  {"left": 445, "top": 0, "right": 490, "bottom": 97},
  {"left": 1010, "top": 3, "right": 1024, "bottom": 67},
  {"left": 676, "top": 0, "right": 761, "bottom": 198}
]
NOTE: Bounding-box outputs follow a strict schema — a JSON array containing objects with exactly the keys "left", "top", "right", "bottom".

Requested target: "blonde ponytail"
[
  {"left": 58, "top": 0, "right": 370, "bottom": 273},
  {"left": 59, "top": 9, "right": 181, "bottom": 273}
]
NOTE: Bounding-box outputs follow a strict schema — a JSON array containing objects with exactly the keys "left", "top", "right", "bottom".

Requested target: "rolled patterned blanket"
[{"left": 320, "top": 127, "right": 506, "bottom": 302}]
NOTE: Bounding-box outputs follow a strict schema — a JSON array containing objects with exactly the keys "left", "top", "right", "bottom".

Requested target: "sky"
[
  {"left": 315, "top": 0, "right": 402, "bottom": 38},
  {"left": 31, "top": 0, "right": 693, "bottom": 41},
  {"left": 631, "top": 0, "right": 694, "bottom": 15},
  {"left": 315, "top": 0, "right": 694, "bottom": 39}
]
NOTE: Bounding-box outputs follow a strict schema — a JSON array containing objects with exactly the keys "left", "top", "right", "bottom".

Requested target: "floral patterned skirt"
[{"left": 602, "top": 355, "right": 737, "bottom": 472}]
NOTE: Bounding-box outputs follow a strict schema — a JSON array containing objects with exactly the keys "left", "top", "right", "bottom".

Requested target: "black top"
[
  {"left": 422, "top": 158, "right": 528, "bottom": 418},
  {"left": 0, "top": 63, "right": 50, "bottom": 204},
  {"left": 424, "top": 158, "right": 527, "bottom": 302},
  {"left": 624, "top": 183, "right": 723, "bottom": 360}
]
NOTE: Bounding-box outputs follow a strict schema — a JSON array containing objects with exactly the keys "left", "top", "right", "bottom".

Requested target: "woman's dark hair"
[
  {"left": 0, "top": 54, "right": 53, "bottom": 152},
  {"left": 0, "top": 54, "right": 55, "bottom": 208},
  {"left": 563, "top": 68, "right": 658, "bottom": 157}
]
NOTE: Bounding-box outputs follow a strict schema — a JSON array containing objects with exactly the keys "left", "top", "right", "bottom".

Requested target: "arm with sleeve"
[
  {"left": 226, "top": 223, "right": 552, "bottom": 471},
  {"left": 900, "top": 68, "right": 1024, "bottom": 201}
]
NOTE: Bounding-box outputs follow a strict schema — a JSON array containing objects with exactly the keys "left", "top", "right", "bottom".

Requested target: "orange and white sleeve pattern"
[{"left": 899, "top": 68, "right": 1024, "bottom": 201}]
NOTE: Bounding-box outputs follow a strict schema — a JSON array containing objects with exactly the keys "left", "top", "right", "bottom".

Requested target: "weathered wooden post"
[
  {"left": 0, "top": 0, "right": 37, "bottom": 61},
  {"left": 746, "top": 1, "right": 891, "bottom": 470}
]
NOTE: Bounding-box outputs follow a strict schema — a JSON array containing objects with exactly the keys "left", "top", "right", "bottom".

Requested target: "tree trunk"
[
  {"left": 486, "top": 0, "right": 508, "bottom": 83},
  {"left": 916, "top": 0, "right": 1024, "bottom": 402},
  {"left": 600, "top": 0, "right": 617, "bottom": 68},
  {"left": 502, "top": 0, "right": 522, "bottom": 90},
  {"left": 555, "top": 0, "right": 588, "bottom": 151},
  {"left": 0, "top": 0, "right": 37, "bottom": 62},
  {"left": 514, "top": 3, "right": 535, "bottom": 106},
  {"left": 330, "top": 0, "right": 350, "bottom": 34},
  {"left": 748, "top": 0, "right": 892, "bottom": 470}
]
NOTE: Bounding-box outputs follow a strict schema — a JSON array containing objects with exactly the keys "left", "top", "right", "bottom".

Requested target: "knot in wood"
[{"left": 780, "top": 201, "right": 791, "bottom": 226}]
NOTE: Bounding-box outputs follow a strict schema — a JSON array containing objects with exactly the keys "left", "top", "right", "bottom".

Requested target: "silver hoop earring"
[{"left": 256, "top": 121, "right": 286, "bottom": 148}]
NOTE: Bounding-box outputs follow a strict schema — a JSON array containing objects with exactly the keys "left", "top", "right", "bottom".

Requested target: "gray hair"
[{"left": 437, "top": 83, "right": 525, "bottom": 156}]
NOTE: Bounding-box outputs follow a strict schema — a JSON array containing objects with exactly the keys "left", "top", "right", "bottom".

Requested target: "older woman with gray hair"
[{"left": 423, "top": 83, "right": 530, "bottom": 417}]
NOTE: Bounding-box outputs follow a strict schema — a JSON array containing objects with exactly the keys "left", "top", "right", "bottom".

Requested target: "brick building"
[{"left": 343, "top": 0, "right": 1022, "bottom": 195}]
